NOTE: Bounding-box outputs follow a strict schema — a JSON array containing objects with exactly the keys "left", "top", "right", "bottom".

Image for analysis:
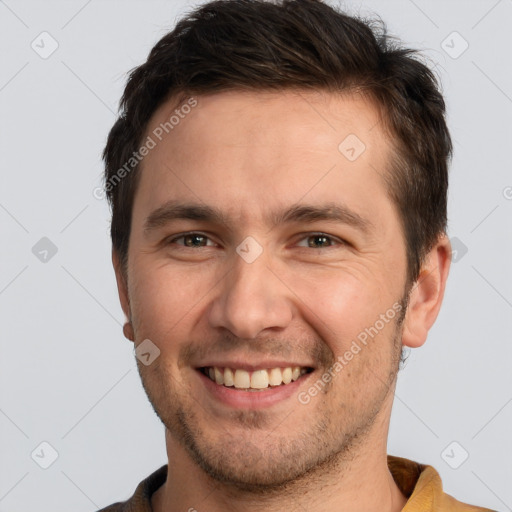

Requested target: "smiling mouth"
[{"left": 199, "top": 366, "right": 313, "bottom": 390}]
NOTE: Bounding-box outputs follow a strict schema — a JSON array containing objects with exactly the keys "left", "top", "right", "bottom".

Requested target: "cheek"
[
  {"left": 128, "top": 263, "right": 207, "bottom": 338},
  {"left": 288, "top": 268, "right": 397, "bottom": 354}
]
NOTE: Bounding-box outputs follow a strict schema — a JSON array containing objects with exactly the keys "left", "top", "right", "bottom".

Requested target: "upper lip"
[{"left": 195, "top": 359, "right": 315, "bottom": 371}]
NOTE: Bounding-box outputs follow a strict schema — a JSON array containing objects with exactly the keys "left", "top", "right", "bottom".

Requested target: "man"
[{"left": 98, "top": 0, "right": 495, "bottom": 510}]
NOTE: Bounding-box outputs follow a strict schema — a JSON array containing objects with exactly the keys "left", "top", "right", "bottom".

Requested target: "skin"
[{"left": 113, "top": 89, "right": 451, "bottom": 512}]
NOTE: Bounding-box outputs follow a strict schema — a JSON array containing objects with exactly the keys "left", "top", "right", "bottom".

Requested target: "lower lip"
[{"left": 196, "top": 369, "right": 311, "bottom": 409}]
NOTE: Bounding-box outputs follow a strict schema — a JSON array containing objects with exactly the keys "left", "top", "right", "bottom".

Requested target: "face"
[{"left": 117, "top": 89, "right": 412, "bottom": 490}]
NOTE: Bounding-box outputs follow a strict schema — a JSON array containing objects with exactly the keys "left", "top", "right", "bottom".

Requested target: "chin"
[
  {"left": 177, "top": 421, "right": 332, "bottom": 493},
  {"left": 190, "top": 447, "right": 311, "bottom": 493}
]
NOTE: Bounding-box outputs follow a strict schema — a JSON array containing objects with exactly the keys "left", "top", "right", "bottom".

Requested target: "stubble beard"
[{"left": 135, "top": 299, "right": 407, "bottom": 495}]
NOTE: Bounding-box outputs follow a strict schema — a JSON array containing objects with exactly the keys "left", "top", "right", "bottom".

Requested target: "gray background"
[{"left": 1, "top": 0, "right": 511, "bottom": 510}]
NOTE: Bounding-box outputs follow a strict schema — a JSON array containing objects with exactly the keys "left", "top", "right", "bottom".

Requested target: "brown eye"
[
  {"left": 296, "top": 233, "right": 340, "bottom": 248},
  {"left": 308, "top": 235, "right": 332, "bottom": 248},
  {"left": 169, "top": 233, "right": 215, "bottom": 248},
  {"left": 183, "top": 234, "right": 207, "bottom": 247}
]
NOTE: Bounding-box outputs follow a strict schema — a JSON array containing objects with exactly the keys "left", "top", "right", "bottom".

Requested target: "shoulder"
[
  {"left": 436, "top": 491, "right": 497, "bottom": 511},
  {"left": 96, "top": 503, "right": 126, "bottom": 512},
  {"left": 95, "top": 464, "right": 168, "bottom": 512},
  {"left": 387, "top": 455, "right": 496, "bottom": 511}
]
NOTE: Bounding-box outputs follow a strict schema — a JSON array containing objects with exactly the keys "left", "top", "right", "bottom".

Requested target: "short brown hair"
[{"left": 103, "top": 0, "right": 452, "bottom": 285}]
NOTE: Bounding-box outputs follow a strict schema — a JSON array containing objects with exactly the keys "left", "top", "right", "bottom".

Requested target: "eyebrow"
[{"left": 143, "top": 200, "right": 373, "bottom": 235}]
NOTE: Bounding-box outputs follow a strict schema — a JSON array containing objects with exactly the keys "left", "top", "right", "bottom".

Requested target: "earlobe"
[
  {"left": 112, "top": 249, "right": 133, "bottom": 341},
  {"left": 123, "top": 321, "right": 135, "bottom": 342},
  {"left": 402, "top": 235, "right": 452, "bottom": 348}
]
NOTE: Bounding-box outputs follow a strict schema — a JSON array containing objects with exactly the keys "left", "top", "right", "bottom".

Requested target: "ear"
[
  {"left": 402, "top": 234, "right": 451, "bottom": 348},
  {"left": 112, "top": 249, "right": 133, "bottom": 340}
]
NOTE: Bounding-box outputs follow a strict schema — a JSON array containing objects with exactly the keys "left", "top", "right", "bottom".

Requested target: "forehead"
[
  {"left": 133, "top": 89, "right": 396, "bottom": 230},
  {"left": 146, "top": 88, "right": 386, "bottom": 154}
]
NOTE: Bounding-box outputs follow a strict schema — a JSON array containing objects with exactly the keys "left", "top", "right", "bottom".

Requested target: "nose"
[{"left": 207, "top": 251, "right": 293, "bottom": 340}]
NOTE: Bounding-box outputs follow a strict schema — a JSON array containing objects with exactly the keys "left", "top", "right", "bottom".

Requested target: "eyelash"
[{"left": 167, "top": 231, "right": 344, "bottom": 249}]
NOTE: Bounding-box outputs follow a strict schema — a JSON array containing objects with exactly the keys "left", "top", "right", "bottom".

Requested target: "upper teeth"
[{"left": 205, "top": 366, "right": 308, "bottom": 389}]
